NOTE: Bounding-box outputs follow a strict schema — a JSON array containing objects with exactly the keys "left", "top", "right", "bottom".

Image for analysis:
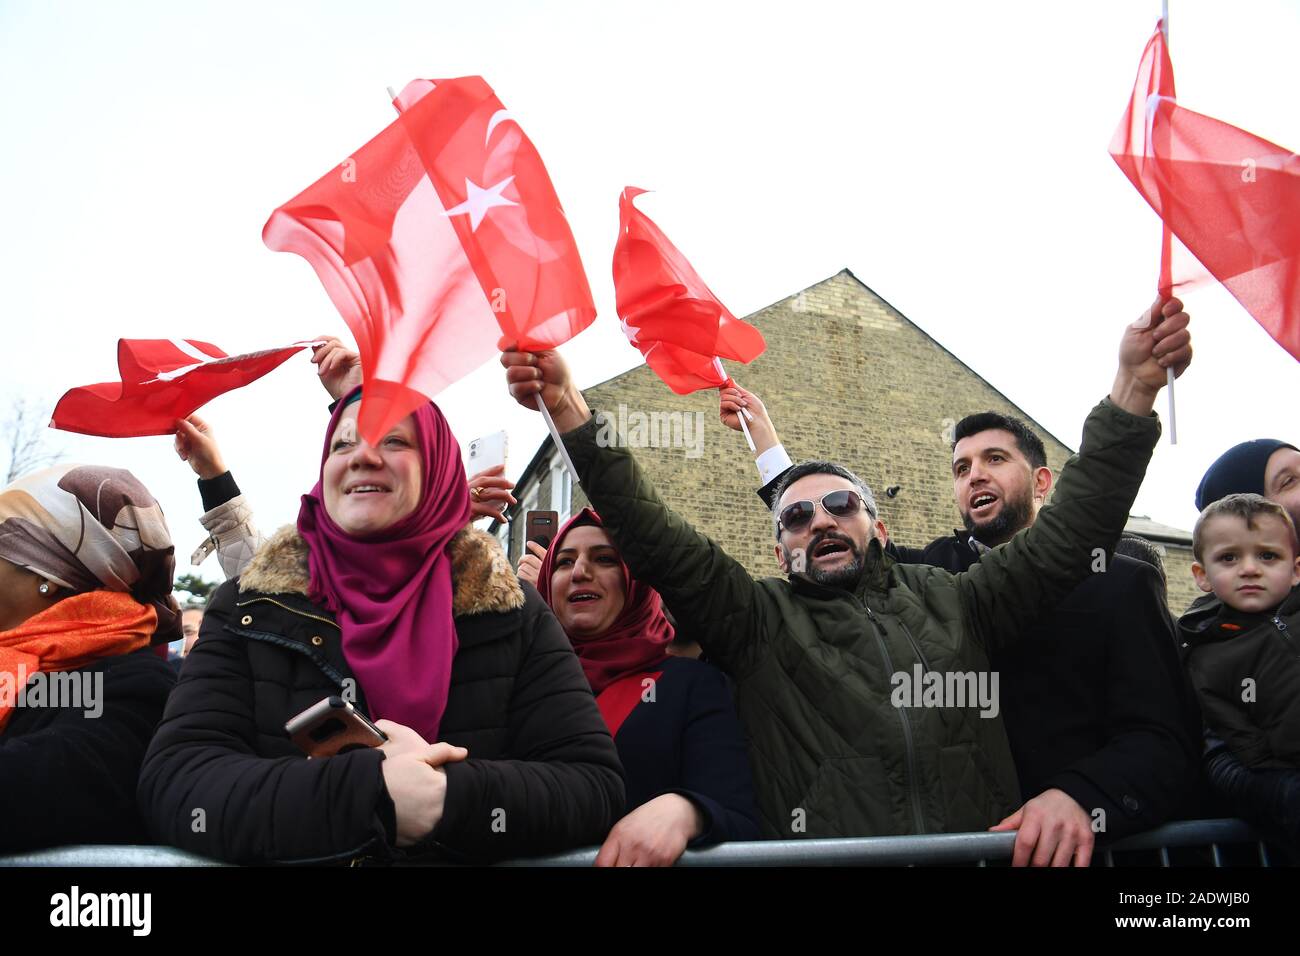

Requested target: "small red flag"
[
  {"left": 612, "top": 187, "right": 765, "bottom": 394},
  {"left": 1111, "top": 21, "right": 1300, "bottom": 361},
  {"left": 264, "top": 77, "right": 595, "bottom": 443},
  {"left": 51, "top": 339, "right": 305, "bottom": 437}
]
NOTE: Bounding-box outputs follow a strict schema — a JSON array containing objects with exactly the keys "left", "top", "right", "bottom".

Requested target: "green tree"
[{"left": 174, "top": 573, "right": 216, "bottom": 603}]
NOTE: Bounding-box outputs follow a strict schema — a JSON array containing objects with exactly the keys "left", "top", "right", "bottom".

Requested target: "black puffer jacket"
[
  {"left": 0, "top": 648, "right": 174, "bottom": 852},
  {"left": 138, "top": 525, "right": 624, "bottom": 864}
]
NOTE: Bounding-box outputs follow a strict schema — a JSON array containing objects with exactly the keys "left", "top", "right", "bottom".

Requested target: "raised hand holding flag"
[{"left": 1111, "top": 20, "right": 1300, "bottom": 365}]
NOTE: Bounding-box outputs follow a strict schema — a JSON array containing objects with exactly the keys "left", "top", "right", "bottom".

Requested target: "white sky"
[{"left": 2, "top": 0, "right": 1297, "bottom": 586}]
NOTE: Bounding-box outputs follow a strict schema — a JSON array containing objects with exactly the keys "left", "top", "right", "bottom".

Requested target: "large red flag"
[
  {"left": 264, "top": 77, "right": 595, "bottom": 443},
  {"left": 51, "top": 339, "right": 305, "bottom": 437},
  {"left": 612, "top": 187, "right": 765, "bottom": 394},
  {"left": 1111, "top": 21, "right": 1300, "bottom": 361}
]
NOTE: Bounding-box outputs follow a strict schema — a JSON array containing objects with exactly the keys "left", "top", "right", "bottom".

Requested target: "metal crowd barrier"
[
  {"left": 509, "top": 818, "right": 1274, "bottom": 867},
  {"left": 0, "top": 819, "right": 1274, "bottom": 867},
  {"left": 0, "top": 845, "right": 228, "bottom": 867}
]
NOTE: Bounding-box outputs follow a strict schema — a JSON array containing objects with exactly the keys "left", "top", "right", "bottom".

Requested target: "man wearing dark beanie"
[{"left": 1196, "top": 440, "right": 1300, "bottom": 530}]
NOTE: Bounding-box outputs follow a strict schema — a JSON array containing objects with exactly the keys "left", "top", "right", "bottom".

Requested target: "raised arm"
[
  {"left": 501, "top": 348, "right": 773, "bottom": 678},
  {"left": 958, "top": 297, "right": 1192, "bottom": 649},
  {"left": 720, "top": 383, "right": 798, "bottom": 509},
  {"left": 176, "top": 415, "right": 265, "bottom": 579},
  {"left": 721, "top": 383, "right": 927, "bottom": 565}
]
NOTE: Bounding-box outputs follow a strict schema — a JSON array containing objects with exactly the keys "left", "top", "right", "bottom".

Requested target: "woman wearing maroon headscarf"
[
  {"left": 139, "top": 388, "right": 623, "bottom": 864},
  {"left": 522, "top": 509, "right": 760, "bottom": 866}
]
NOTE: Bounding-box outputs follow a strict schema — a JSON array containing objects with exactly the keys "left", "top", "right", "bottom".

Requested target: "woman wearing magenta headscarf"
[
  {"left": 139, "top": 389, "right": 623, "bottom": 864},
  {"left": 524, "top": 508, "right": 760, "bottom": 866}
]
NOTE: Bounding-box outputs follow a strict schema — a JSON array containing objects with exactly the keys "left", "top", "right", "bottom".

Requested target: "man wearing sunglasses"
[
  {"left": 725, "top": 391, "right": 1201, "bottom": 866},
  {"left": 502, "top": 297, "right": 1191, "bottom": 854}
]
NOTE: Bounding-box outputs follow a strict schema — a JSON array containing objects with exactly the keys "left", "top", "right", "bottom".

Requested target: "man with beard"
[
  {"left": 506, "top": 297, "right": 1193, "bottom": 860},
  {"left": 927, "top": 414, "right": 1050, "bottom": 567},
  {"left": 925, "top": 412, "right": 1200, "bottom": 861},
  {"left": 728, "top": 392, "right": 1199, "bottom": 865}
]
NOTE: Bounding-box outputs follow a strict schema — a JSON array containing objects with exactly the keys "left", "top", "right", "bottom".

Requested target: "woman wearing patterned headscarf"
[
  {"left": 139, "top": 388, "right": 623, "bottom": 864},
  {"left": 0, "top": 464, "right": 177, "bottom": 852}
]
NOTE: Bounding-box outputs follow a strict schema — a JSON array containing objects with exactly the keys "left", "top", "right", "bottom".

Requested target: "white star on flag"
[{"left": 443, "top": 175, "right": 518, "bottom": 231}]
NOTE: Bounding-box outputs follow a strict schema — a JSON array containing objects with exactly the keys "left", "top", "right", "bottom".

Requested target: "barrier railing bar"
[{"left": 0, "top": 819, "right": 1270, "bottom": 868}]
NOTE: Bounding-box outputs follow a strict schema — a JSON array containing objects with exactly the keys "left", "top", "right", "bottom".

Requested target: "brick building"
[{"left": 492, "top": 269, "right": 1198, "bottom": 613}]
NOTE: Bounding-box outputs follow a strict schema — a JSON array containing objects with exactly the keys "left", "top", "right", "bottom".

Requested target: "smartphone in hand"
[
  {"left": 285, "top": 696, "right": 388, "bottom": 758},
  {"left": 466, "top": 431, "right": 508, "bottom": 476},
  {"left": 526, "top": 510, "right": 559, "bottom": 550}
]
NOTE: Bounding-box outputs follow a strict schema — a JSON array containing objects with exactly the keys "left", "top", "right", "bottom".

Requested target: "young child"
[{"left": 1181, "top": 494, "right": 1300, "bottom": 770}]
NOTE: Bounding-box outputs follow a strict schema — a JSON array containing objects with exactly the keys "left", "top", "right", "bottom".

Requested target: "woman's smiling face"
[
  {"left": 322, "top": 405, "right": 423, "bottom": 537},
  {"left": 549, "top": 525, "right": 628, "bottom": 639}
]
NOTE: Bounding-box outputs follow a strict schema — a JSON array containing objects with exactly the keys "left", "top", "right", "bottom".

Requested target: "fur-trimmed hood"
[{"left": 239, "top": 524, "right": 525, "bottom": 617}]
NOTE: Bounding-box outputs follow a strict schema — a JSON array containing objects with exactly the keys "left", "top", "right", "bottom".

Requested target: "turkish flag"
[
  {"left": 264, "top": 77, "right": 595, "bottom": 443},
  {"left": 1111, "top": 21, "right": 1300, "bottom": 361},
  {"left": 51, "top": 339, "right": 305, "bottom": 437},
  {"left": 613, "top": 187, "right": 765, "bottom": 394}
]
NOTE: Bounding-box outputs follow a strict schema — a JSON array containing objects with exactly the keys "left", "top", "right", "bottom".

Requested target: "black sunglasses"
[{"left": 778, "top": 490, "right": 870, "bottom": 533}]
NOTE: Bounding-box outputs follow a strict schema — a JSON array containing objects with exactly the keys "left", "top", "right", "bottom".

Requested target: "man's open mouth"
[{"left": 813, "top": 538, "right": 851, "bottom": 559}]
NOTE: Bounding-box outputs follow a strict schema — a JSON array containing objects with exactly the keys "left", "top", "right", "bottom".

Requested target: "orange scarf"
[{"left": 0, "top": 591, "right": 155, "bottom": 733}]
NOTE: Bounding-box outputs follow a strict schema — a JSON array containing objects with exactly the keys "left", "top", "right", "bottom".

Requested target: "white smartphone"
[{"left": 467, "top": 430, "right": 508, "bottom": 476}]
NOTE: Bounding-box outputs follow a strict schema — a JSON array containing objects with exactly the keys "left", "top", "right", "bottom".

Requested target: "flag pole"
[
  {"left": 1161, "top": 2, "right": 1178, "bottom": 444},
  {"left": 737, "top": 405, "right": 756, "bottom": 452},
  {"left": 383, "top": 86, "right": 584, "bottom": 484},
  {"left": 722, "top": 367, "right": 756, "bottom": 451},
  {"left": 535, "top": 393, "right": 582, "bottom": 486}
]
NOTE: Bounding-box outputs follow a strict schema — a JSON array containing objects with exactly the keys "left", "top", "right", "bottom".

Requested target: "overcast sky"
[{"left": 2, "top": 0, "right": 1296, "bottom": 585}]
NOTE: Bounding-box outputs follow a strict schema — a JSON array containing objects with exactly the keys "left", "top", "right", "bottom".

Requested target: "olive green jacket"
[{"left": 563, "top": 398, "right": 1161, "bottom": 838}]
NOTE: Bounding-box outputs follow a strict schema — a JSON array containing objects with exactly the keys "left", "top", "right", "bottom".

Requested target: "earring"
[{"left": 38, "top": 582, "right": 50, "bottom": 594}]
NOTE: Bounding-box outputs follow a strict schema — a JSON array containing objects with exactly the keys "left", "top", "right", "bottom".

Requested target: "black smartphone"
[{"left": 526, "top": 510, "right": 559, "bottom": 550}]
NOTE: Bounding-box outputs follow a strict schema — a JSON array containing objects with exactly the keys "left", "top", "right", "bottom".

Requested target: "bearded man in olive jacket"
[{"left": 502, "top": 298, "right": 1191, "bottom": 848}]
